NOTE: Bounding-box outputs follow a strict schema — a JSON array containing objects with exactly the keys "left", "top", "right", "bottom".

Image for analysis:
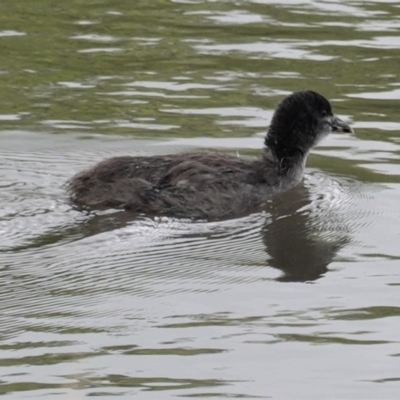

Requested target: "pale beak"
[{"left": 331, "top": 116, "right": 353, "bottom": 133}]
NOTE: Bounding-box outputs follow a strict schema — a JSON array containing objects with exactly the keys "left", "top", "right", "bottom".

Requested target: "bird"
[{"left": 67, "top": 90, "right": 353, "bottom": 220}]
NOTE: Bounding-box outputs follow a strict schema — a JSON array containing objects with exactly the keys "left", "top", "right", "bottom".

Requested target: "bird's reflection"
[
  {"left": 17, "top": 181, "right": 349, "bottom": 283},
  {"left": 67, "top": 183, "right": 349, "bottom": 283},
  {"left": 262, "top": 183, "right": 349, "bottom": 282}
]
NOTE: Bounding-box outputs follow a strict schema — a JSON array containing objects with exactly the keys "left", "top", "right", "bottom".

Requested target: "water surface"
[{"left": 1, "top": 1, "right": 400, "bottom": 399}]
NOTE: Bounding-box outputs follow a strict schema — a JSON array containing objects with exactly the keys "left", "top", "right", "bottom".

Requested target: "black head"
[{"left": 265, "top": 90, "right": 352, "bottom": 162}]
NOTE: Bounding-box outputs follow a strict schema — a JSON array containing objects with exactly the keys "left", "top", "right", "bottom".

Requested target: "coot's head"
[{"left": 265, "top": 90, "right": 352, "bottom": 161}]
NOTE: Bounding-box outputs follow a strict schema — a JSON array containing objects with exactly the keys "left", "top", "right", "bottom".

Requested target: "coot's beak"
[{"left": 331, "top": 116, "right": 353, "bottom": 133}]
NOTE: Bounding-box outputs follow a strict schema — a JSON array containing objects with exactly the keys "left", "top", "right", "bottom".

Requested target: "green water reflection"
[{"left": 1, "top": 0, "right": 399, "bottom": 140}]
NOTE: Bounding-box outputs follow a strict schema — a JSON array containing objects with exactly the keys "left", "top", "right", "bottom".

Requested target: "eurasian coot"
[{"left": 68, "top": 90, "right": 352, "bottom": 219}]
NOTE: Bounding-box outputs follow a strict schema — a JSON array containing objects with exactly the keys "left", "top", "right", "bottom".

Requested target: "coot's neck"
[{"left": 263, "top": 136, "right": 308, "bottom": 189}]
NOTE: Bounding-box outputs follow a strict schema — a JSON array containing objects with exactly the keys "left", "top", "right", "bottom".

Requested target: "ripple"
[
  {"left": 249, "top": 0, "right": 374, "bottom": 17},
  {"left": 114, "top": 121, "right": 180, "bottom": 130},
  {"left": 352, "top": 121, "right": 400, "bottom": 130},
  {"left": 348, "top": 88, "right": 400, "bottom": 100},
  {"left": 0, "top": 130, "right": 379, "bottom": 289},
  {"left": 125, "top": 80, "right": 223, "bottom": 92},
  {"left": 78, "top": 47, "right": 123, "bottom": 53},
  {"left": 193, "top": 40, "right": 335, "bottom": 61},
  {"left": 308, "top": 36, "right": 400, "bottom": 50},
  {"left": 57, "top": 81, "right": 96, "bottom": 89},
  {"left": 71, "top": 34, "right": 119, "bottom": 42},
  {"left": 0, "top": 114, "right": 22, "bottom": 121},
  {"left": 193, "top": 10, "right": 267, "bottom": 24},
  {"left": 108, "top": 90, "right": 207, "bottom": 99},
  {"left": 0, "top": 30, "right": 25, "bottom": 37}
]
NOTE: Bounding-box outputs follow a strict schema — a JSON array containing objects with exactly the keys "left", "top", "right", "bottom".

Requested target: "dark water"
[{"left": 1, "top": 1, "right": 400, "bottom": 399}]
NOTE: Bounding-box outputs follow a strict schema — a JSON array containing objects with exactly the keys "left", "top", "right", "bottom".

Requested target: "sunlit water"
[{"left": 1, "top": 1, "right": 400, "bottom": 399}]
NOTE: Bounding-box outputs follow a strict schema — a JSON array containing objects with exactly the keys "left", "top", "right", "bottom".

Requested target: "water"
[{"left": 1, "top": 1, "right": 400, "bottom": 398}]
